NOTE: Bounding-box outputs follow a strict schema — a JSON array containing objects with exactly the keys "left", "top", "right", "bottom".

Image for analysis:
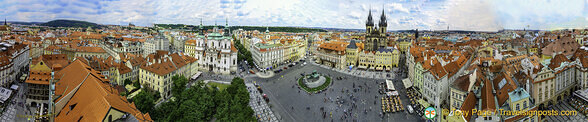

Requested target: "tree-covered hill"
[{"left": 41, "top": 19, "right": 101, "bottom": 28}]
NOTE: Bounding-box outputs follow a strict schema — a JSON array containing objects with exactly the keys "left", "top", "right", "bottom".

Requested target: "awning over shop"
[
  {"left": 402, "top": 78, "right": 412, "bottom": 89},
  {"left": 386, "top": 91, "right": 399, "bottom": 96},
  {"left": 376, "top": 67, "right": 383, "bottom": 71},
  {"left": 386, "top": 79, "right": 395, "bottom": 91},
  {"left": 358, "top": 65, "right": 367, "bottom": 69},
  {"left": 574, "top": 89, "right": 588, "bottom": 102},
  {"left": 418, "top": 99, "right": 430, "bottom": 108}
]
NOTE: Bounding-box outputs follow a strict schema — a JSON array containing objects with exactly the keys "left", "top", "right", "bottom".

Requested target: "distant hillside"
[
  {"left": 41, "top": 20, "right": 101, "bottom": 28},
  {"left": 7, "top": 21, "right": 44, "bottom": 25},
  {"left": 155, "top": 24, "right": 327, "bottom": 33}
]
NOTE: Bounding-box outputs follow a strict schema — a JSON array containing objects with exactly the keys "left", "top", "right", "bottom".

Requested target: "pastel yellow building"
[
  {"left": 357, "top": 47, "right": 399, "bottom": 71},
  {"left": 184, "top": 39, "right": 197, "bottom": 57},
  {"left": 345, "top": 40, "right": 360, "bottom": 67},
  {"left": 139, "top": 51, "right": 198, "bottom": 98},
  {"left": 397, "top": 39, "right": 411, "bottom": 53},
  {"left": 357, "top": 51, "right": 375, "bottom": 70}
]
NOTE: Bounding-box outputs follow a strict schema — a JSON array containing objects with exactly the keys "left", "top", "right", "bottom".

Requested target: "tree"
[
  {"left": 150, "top": 77, "right": 255, "bottom": 121},
  {"left": 124, "top": 79, "right": 132, "bottom": 86},
  {"left": 171, "top": 75, "right": 188, "bottom": 98},
  {"left": 151, "top": 101, "right": 176, "bottom": 121},
  {"left": 133, "top": 89, "right": 155, "bottom": 113},
  {"left": 133, "top": 80, "right": 141, "bottom": 88}
]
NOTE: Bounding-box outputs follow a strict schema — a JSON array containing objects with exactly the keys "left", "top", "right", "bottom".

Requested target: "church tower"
[
  {"left": 198, "top": 18, "right": 205, "bottom": 35},
  {"left": 366, "top": 9, "right": 374, "bottom": 34},
  {"left": 224, "top": 18, "right": 230, "bottom": 36},
  {"left": 364, "top": 8, "right": 389, "bottom": 51},
  {"left": 379, "top": 9, "right": 387, "bottom": 36},
  {"left": 265, "top": 26, "right": 270, "bottom": 40}
]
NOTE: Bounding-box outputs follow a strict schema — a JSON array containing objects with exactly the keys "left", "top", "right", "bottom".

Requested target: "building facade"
[
  {"left": 186, "top": 24, "right": 237, "bottom": 75},
  {"left": 139, "top": 51, "right": 197, "bottom": 98},
  {"left": 314, "top": 41, "right": 348, "bottom": 69},
  {"left": 143, "top": 35, "right": 170, "bottom": 56},
  {"left": 364, "top": 9, "right": 388, "bottom": 51},
  {"left": 251, "top": 43, "right": 283, "bottom": 70}
]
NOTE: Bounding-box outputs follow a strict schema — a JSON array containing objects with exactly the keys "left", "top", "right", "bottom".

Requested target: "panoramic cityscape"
[{"left": 1, "top": 0, "right": 588, "bottom": 122}]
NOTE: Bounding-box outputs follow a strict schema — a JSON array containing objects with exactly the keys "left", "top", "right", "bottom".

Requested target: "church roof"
[
  {"left": 347, "top": 40, "right": 358, "bottom": 49},
  {"left": 379, "top": 9, "right": 387, "bottom": 27},
  {"left": 366, "top": 9, "right": 374, "bottom": 26}
]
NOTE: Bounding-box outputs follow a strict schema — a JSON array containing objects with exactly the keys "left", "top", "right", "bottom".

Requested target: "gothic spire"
[
  {"left": 379, "top": 8, "right": 387, "bottom": 27},
  {"left": 366, "top": 8, "right": 374, "bottom": 26}
]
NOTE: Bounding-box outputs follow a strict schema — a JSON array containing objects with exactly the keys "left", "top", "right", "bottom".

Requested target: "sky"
[{"left": 1, "top": 0, "right": 587, "bottom": 31}]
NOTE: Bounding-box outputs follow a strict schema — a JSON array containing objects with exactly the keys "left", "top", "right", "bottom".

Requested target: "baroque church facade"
[{"left": 190, "top": 20, "right": 238, "bottom": 75}]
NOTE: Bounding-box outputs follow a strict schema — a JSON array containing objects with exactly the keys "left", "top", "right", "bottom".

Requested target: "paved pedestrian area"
[
  {"left": 246, "top": 62, "right": 423, "bottom": 122},
  {"left": 310, "top": 60, "right": 396, "bottom": 80},
  {"left": 246, "top": 83, "right": 279, "bottom": 122},
  {"left": 1, "top": 103, "right": 16, "bottom": 122},
  {"left": 544, "top": 99, "right": 587, "bottom": 122}
]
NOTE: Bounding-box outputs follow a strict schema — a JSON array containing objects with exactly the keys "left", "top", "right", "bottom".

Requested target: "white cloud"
[
  {"left": 386, "top": 3, "right": 410, "bottom": 14},
  {"left": 446, "top": 0, "right": 502, "bottom": 31},
  {"left": 0, "top": 0, "right": 585, "bottom": 30}
]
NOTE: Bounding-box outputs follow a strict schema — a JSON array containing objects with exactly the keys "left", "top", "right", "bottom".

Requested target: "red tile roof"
[
  {"left": 548, "top": 54, "right": 571, "bottom": 70},
  {"left": 54, "top": 60, "right": 152, "bottom": 122},
  {"left": 481, "top": 76, "right": 496, "bottom": 111},
  {"left": 460, "top": 91, "right": 477, "bottom": 121},
  {"left": 430, "top": 60, "right": 447, "bottom": 80}
]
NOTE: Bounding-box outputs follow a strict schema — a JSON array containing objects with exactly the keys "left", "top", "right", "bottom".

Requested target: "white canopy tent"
[
  {"left": 386, "top": 91, "right": 399, "bottom": 96},
  {"left": 402, "top": 78, "right": 412, "bottom": 89},
  {"left": 386, "top": 79, "right": 395, "bottom": 91}
]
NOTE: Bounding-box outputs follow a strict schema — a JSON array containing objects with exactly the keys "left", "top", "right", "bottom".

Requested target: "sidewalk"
[
  {"left": 246, "top": 83, "right": 279, "bottom": 121},
  {"left": 202, "top": 80, "right": 232, "bottom": 84},
  {"left": 309, "top": 59, "right": 396, "bottom": 80}
]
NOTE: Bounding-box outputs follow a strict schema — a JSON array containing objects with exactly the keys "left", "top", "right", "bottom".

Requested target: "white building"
[
  {"left": 0, "top": 51, "right": 12, "bottom": 87},
  {"left": 251, "top": 42, "right": 283, "bottom": 70},
  {"left": 143, "top": 35, "right": 170, "bottom": 56},
  {"left": 188, "top": 24, "right": 237, "bottom": 75},
  {"left": 574, "top": 47, "right": 588, "bottom": 89},
  {"left": 0, "top": 41, "right": 29, "bottom": 86}
]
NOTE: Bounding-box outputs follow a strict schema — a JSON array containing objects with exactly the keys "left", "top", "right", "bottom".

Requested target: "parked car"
[
  {"left": 288, "top": 64, "right": 294, "bottom": 67},
  {"left": 249, "top": 70, "right": 255, "bottom": 74},
  {"left": 283, "top": 67, "right": 288, "bottom": 69},
  {"left": 407, "top": 105, "right": 414, "bottom": 114},
  {"left": 274, "top": 69, "right": 283, "bottom": 73}
]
